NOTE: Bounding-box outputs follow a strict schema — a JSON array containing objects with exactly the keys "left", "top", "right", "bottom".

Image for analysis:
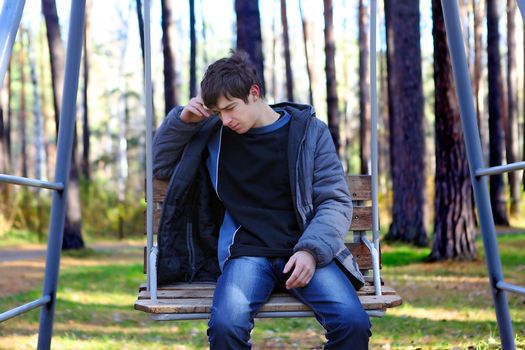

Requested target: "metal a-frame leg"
[
  {"left": 37, "top": 1, "right": 86, "bottom": 349},
  {"left": 440, "top": 1, "right": 515, "bottom": 349}
]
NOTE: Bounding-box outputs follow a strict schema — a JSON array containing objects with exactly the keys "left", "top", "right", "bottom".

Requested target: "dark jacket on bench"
[{"left": 152, "top": 102, "right": 365, "bottom": 289}]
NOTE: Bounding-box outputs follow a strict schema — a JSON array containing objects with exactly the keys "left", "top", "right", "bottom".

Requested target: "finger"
[
  {"left": 294, "top": 269, "right": 311, "bottom": 288},
  {"left": 283, "top": 256, "right": 296, "bottom": 274},
  {"left": 187, "top": 105, "right": 208, "bottom": 118},
  {"left": 190, "top": 101, "right": 210, "bottom": 117},
  {"left": 285, "top": 266, "right": 303, "bottom": 289}
]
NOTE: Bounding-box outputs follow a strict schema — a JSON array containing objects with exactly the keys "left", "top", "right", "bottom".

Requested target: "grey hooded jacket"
[{"left": 153, "top": 102, "right": 365, "bottom": 289}]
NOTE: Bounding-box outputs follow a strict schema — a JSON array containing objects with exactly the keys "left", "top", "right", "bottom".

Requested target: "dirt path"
[{"left": 0, "top": 242, "right": 142, "bottom": 297}]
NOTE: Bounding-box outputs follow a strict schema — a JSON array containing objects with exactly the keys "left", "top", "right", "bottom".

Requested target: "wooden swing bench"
[{"left": 135, "top": 175, "right": 402, "bottom": 320}]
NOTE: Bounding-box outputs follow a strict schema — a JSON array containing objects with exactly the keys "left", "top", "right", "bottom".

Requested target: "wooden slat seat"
[
  {"left": 135, "top": 283, "right": 402, "bottom": 317},
  {"left": 135, "top": 175, "right": 402, "bottom": 319}
]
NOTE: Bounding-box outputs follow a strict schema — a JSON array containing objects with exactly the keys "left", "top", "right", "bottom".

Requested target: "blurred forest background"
[{"left": 1, "top": 0, "right": 524, "bottom": 262}]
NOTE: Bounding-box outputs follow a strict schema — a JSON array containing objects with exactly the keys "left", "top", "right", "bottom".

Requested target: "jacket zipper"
[
  {"left": 294, "top": 116, "right": 313, "bottom": 229},
  {"left": 186, "top": 220, "right": 197, "bottom": 282}
]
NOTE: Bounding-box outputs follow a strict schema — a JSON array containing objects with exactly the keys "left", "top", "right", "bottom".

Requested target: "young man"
[{"left": 153, "top": 52, "right": 371, "bottom": 349}]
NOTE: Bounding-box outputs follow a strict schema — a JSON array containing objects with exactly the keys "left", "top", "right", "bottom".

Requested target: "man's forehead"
[{"left": 213, "top": 95, "right": 238, "bottom": 110}]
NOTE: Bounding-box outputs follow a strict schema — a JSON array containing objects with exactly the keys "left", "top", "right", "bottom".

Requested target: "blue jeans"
[{"left": 207, "top": 256, "right": 371, "bottom": 349}]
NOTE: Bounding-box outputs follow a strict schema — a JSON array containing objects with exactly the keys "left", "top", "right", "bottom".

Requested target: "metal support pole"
[
  {"left": 369, "top": 0, "right": 381, "bottom": 296},
  {"left": 143, "top": 0, "right": 155, "bottom": 294},
  {"left": 0, "top": 295, "right": 51, "bottom": 323},
  {"left": 37, "top": 1, "right": 86, "bottom": 349},
  {"left": 0, "top": 0, "right": 26, "bottom": 88},
  {"left": 440, "top": 2, "right": 515, "bottom": 349},
  {"left": 475, "top": 161, "right": 525, "bottom": 177},
  {"left": 0, "top": 174, "right": 63, "bottom": 190}
]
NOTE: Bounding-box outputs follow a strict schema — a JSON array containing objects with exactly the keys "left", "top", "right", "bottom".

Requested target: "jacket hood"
[{"left": 271, "top": 102, "right": 316, "bottom": 122}]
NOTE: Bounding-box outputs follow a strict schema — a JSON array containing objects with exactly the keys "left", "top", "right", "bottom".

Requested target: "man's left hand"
[{"left": 283, "top": 251, "right": 316, "bottom": 289}]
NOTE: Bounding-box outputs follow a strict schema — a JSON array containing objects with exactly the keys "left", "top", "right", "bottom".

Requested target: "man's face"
[{"left": 209, "top": 90, "right": 261, "bottom": 134}]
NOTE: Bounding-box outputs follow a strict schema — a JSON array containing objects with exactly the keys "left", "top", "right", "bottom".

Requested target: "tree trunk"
[
  {"left": 82, "top": 0, "right": 91, "bottom": 180},
  {"left": 487, "top": 0, "right": 509, "bottom": 225},
  {"left": 473, "top": 0, "right": 485, "bottom": 157},
  {"left": 271, "top": 0, "right": 277, "bottom": 101},
  {"left": 384, "top": 0, "right": 427, "bottom": 245},
  {"left": 235, "top": 0, "right": 266, "bottom": 92},
  {"left": 430, "top": 0, "right": 477, "bottom": 261},
  {"left": 161, "top": 0, "right": 178, "bottom": 113},
  {"left": 19, "top": 29, "right": 28, "bottom": 178},
  {"left": 42, "top": 0, "right": 85, "bottom": 249},
  {"left": 29, "top": 31, "right": 47, "bottom": 242},
  {"left": 200, "top": 0, "right": 208, "bottom": 67},
  {"left": 135, "top": 0, "right": 145, "bottom": 69},
  {"left": 299, "top": 0, "right": 314, "bottom": 105},
  {"left": 41, "top": 0, "right": 64, "bottom": 134},
  {"left": 0, "top": 60, "right": 8, "bottom": 174},
  {"left": 6, "top": 59, "right": 12, "bottom": 166},
  {"left": 506, "top": 0, "right": 520, "bottom": 214},
  {"left": 189, "top": 0, "right": 197, "bottom": 98},
  {"left": 359, "top": 0, "right": 370, "bottom": 175},
  {"left": 29, "top": 31, "right": 46, "bottom": 181},
  {"left": 281, "top": 0, "right": 294, "bottom": 101},
  {"left": 324, "top": 0, "right": 340, "bottom": 154}
]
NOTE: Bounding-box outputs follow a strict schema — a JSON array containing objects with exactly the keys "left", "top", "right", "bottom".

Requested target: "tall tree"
[
  {"left": 135, "top": 0, "right": 145, "bottom": 69},
  {"left": 189, "top": 0, "right": 197, "bottom": 98},
  {"left": 430, "top": 0, "right": 476, "bottom": 260},
  {"left": 29, "top": 30, "right": 47, "bottom": 242},
  {"left": 161, "top": 0, "right": 178, "bottom": 112},
  {"left": 82, "top": 0, "right": 91, "bottom": 180},
  {"left": 506, "top": 0, "right": 520, "bottom": 214},
  {"left": 358, "top": 0, "right": 370, "bottom": 175},
  {"left": 42, "top": 0, "right": 64, "bottom": 133},
  {"left": 384, "top": 0, "right": 427, "bottom": 245},
  {"left": 281, "top": 0, "right": 294, "bottom": 101},
  {"left": 235, "top": 0, "right": 265, "bottom": 92},
  {"left": 42, "top": 0, "right": 85, "bottom": 249},
  {"left": 324, "top": 0, "right": 340, "bottom": 153},
  {"left": 473, "top": 0, "right": 485, "bottom": 154},
  {"left": 299, "top": 0, "right": 314, "bottom": 105},
  {"left": 486, "top": 0, "right": 509, "bottom": 225},
  {"left": 19, "top": 29, "right": 28, "bottom": 178},
  {"left": 0, "top": 59, "right": 9, "bottom": 174}
]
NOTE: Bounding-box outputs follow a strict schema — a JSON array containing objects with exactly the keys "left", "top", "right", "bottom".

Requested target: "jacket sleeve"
[
  {"left": 153, "top": 106, "right": 207, "bottom": 179},
  {"left": 293, "top": 123, "right": 353, "bottom": 266}
]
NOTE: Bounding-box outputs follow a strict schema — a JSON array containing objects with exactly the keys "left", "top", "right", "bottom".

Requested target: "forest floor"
[{"left": 0, "top": 235, "right": 524, "bottom": 349}]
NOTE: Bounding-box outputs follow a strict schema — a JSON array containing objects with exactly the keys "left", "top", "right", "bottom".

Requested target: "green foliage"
[
  {"left": 0, "top": 177, "right": 145, "bottom": 246},
  {"left": 80, "top": 176, "right": 145, "bottom": 239}
]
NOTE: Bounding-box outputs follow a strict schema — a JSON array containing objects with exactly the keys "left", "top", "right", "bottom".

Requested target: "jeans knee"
[
  {"left": 327, "top": 308, "right": 371, "bottom": 337},
  {"left": 339, "top": 310, "right": 371, "bottom": 337},
  {"left": 208, "top": 307, "right": 251, "bottom": 340}
]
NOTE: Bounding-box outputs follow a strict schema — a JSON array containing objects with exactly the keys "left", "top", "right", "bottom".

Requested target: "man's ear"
[{"left": 249, "top": 84, "right": 261, "bottom": 100}]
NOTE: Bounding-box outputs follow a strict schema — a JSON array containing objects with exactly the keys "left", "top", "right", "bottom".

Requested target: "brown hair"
[{"left": 201, "top": 51, "right": 263, "bottom": 108}]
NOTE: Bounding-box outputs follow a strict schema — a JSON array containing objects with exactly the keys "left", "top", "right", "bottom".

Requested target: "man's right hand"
[{"left": 180, "top": 95, "right": 212, "bottom": 123}]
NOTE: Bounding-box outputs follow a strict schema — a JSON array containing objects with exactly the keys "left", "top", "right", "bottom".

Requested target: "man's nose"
[{"left": 222, "top": 115, "right": 232, "bottom": 126}]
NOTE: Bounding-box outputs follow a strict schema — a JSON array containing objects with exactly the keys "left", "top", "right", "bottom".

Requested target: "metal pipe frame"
[
  {"left": 0, "top": 0, "right": 26, "bottom": 88},
  {"left": 0, "top": 174, "right": 63, "bottom": 191},
  {"left": 0, "top": 295, "right": 51, "bottom": 323},
  {"left": 369, "top": 0, "right": 382, "bottom": 297},
  {"left": 143, "top": 0, "right": 155, "bottom": 296},
  {"left": 149, "top": 246, "right": 158, "bottom": 302},
  {"left": 151, "top": 309, "right": 386, "bottom": 321},
  {"left": 497, "top": 281, "right": 525, "bottom": 296},
  {"left": 37, "top": 1, "right": 86, "bottom": 349},
  {"left": 475, "top": 161, "right": 525, "bottom": 177},
  {"left": 440, "top": 1, "right": 515, "bottom": 349}
]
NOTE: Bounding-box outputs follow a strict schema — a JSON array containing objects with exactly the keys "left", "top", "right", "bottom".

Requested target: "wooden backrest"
[{"left": 144, "top": 175, "right": 377, "bottom": 271}]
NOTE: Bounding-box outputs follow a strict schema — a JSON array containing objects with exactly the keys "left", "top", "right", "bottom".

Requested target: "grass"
[{"left": 0, "top": 236, "right": 524, "bottom": 349}]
